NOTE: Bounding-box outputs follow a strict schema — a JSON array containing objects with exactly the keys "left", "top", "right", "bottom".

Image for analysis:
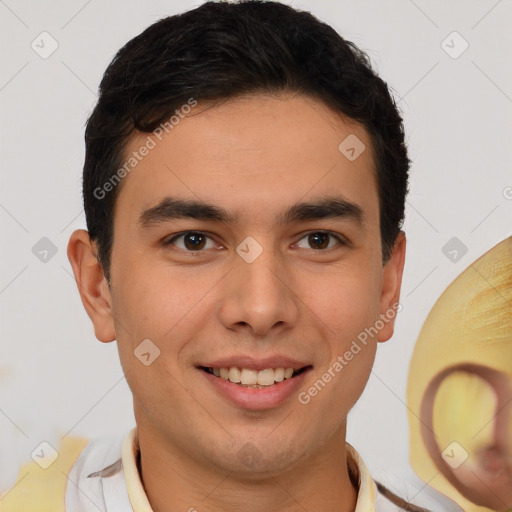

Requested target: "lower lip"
[{"left": 199, "top": 368, "right": 310, "bottom": 410}]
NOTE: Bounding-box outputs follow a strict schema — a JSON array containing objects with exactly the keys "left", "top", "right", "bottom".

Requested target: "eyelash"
[{"left": 164, "top": 230, "right": 348, "bottom": 253}]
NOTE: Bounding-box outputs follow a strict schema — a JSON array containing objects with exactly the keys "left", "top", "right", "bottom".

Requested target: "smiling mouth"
[{"left": 199, "top": 366, "right": 311, "bottom": 388}]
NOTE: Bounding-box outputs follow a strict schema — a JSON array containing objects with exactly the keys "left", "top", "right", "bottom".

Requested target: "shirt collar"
[
  {"left": 122, "top": 427, "right": 377, "bottom": 512},
  {"left": 346, "top": 443, "right": 378, "bottom": 511}
]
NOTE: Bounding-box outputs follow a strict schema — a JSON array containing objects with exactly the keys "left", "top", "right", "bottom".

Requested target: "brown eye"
[
  {"left": 308, "top": 232, "right": 329, "bottom": 249},
  {"left": 167, "top": 231, "right": 215, "bottom": 251},
  {"left": 296, "top": 231, "right": 344, "bottom": 250}
]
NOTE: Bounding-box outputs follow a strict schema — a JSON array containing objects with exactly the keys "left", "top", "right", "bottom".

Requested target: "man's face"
[{"left": 99, "top": 94, "right": 402, "bottom": 475}]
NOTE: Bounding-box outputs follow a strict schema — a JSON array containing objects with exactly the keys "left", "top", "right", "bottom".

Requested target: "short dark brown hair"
[{"left": 83, "top": 0, "right": 409, "bottom": 280}]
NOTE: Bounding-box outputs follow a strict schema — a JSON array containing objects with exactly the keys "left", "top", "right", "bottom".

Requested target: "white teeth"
[
  {"left": 274, "top": 368, "right": 285, "bottom": 382},
  {"left": 210, "top": 366, "right": 299, "bottom": 385},
  {"left": 240, "top": 368, "right": 258, "bottom": 385},
  {"left": 228, "top": 367, "right": 241, "bottom": 383},
  {"left": 257, "top": 368, "right": 275, "bottom": 386}
]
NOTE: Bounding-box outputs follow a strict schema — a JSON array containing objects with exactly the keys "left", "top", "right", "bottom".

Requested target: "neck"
[{"left": 136, "top": 422, "right": 358, "bottom": 512}]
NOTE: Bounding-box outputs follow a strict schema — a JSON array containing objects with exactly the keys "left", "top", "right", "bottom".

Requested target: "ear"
[
  {"left": 420, "top": 364, "right": 512, "bottom": 511},
  {"left": 377, "top": 231, "right": 406, "bottom": 343},
  {"left": 67, "top": 229, "right": 116, "bottom": 343}
]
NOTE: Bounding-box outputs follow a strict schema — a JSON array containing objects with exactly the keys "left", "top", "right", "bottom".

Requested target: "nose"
[{"left": 216, "top": 242, "right": 300, "bottom": 337}]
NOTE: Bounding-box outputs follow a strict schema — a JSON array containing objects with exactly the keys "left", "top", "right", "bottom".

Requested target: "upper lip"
[{"left": 198, "top": 356, "right": 311, "bottom": 371}]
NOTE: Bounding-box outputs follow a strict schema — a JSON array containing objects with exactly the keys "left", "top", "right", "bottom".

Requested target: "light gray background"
[{"left": 1, "top": 0, "right": 511, "bottom": 508}]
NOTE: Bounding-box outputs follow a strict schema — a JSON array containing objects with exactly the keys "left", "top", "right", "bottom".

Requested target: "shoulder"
[
  {"left": 374, "top": 477, "right": 465, "bottom": 512},
  {"left": 65, "top": 429, "right": 131, "bottom": 511},
  {"left": 0, "top": 430, "right": 130, "bottom": 512},
  {"left": 375, "top": 484, "right": 424, "bottom": 511},
  {"left": 347, "top": 444, "right": 462, "bottom": 512}
]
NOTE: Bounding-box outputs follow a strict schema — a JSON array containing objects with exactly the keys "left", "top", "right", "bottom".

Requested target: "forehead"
[{"left": 114, "top": 93, "right": 378, "bottom": 228}]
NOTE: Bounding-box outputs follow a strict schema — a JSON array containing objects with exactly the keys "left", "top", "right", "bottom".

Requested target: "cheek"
[
  {"left": 304, "top": 263, "right": 382, "bottom": 340},
  {"left": 112, "top": 256, "right": 201, "bottom": 333},
  {"left": 298, "top": 340, "right": 376, "bottom": 428},
  {"left": 297, "top": 268, "right": 380, "bottom": 408},
  {"left": 110, "top": 254, "right": 229, "bottom": 380}
]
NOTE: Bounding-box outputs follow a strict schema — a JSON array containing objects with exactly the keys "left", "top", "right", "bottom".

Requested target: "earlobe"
[
  {"left": 377, "top": 231, "right": 406, "bottom": 343},
  {"left": 67, "top": 229, "right": 116, "bottom": 343}
]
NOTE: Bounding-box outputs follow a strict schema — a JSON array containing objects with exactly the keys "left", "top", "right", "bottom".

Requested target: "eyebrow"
[{"left": 138, "top": 195, "right": 365, "bottom": 227}]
